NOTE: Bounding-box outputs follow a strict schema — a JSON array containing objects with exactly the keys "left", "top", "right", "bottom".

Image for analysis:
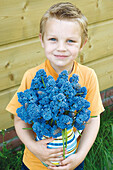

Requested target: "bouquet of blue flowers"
[{"left": 16, "top": 69, "right": 91, "bottom": 159}]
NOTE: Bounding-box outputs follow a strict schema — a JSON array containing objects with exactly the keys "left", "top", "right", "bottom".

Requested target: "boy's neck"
[{"left": 50, "top": 61, "right": 74, "bottom": 75}]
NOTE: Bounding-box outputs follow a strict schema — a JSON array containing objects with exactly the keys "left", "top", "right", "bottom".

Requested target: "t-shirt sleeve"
[
  {"left": 86, "top": 69, "right": 104, "bottom": 116},
  {"left": 6, "top": 70, "right": 31, "bottom": 115}
]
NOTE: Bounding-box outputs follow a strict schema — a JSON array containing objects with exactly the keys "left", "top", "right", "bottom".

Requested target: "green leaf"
[
  {"left": 90, "top": 116, "right": 98, "bottom": 118},
  {"left": 0, "top": 151, "right": 7, "bottom": 158},
  {"left": 22, "top": 128, "right": 33, "bottom": 130}
]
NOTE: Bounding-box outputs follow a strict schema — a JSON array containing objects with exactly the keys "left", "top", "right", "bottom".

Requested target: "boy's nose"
[{"left": 57, "top": 41, "right": 66, "bottom": 51}]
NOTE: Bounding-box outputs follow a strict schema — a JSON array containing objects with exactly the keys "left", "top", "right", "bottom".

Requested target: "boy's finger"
[
  {"left": 42, "top": 137, "right": 54, "bottom": 144},
  {"left": 49, "top": 147, "right": 67, "bottom": 154},
  {"left": 48, "top": 164, "right": 68, "bottom": 169},
  {"left": 48, "top": 147, "right": 65, "bottom": 154},
  {"left": 43, "top": 161, "right": 56, "bottom": 167},
  {"left": 49, "top": 152, "right": 63, "bottom": 158},
  {"left": 60, "top": 157, "right": 69, "bottom": 165},
  {"left": 49, "top": 156, "right": 63, "bottom": 162}
]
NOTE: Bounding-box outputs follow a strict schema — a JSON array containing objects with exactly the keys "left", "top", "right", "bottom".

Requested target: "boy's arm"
[
  {"left": 48, "top": 115, "right": 100, "bottom": 169},
  {"left": 14, "top": 115, "right": 64, "bottom": 166}
]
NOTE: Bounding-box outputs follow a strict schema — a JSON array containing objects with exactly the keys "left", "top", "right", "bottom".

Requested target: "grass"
[
  {"left": 84, "top": 107, "right": 113, "bottom": 170},
  {"left": 0, "top": 107, "right": 113, "bottom": 170},
  {"left": 0, "top": 129, "right": 24, "bottom": 170}
]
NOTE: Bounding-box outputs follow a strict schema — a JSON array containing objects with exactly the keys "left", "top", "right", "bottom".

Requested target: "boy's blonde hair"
[{"left": 40, "top": 2, "right": 88, "bottom": 47}]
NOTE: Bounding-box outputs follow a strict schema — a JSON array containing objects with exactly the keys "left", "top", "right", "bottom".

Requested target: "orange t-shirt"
[{"left": 6, "top": 59, "right": 104, "bottom": 170}]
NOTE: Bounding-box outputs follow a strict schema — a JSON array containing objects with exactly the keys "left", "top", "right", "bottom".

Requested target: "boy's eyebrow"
[
  {"left": 46, "top": 34, "right": 57, "bottom": 37},
  {"left": 67, "top": 36, "right": 78, "bottom": 39},
  {"left": 46, "top": 34, "right": 79, "bottom": 39}
]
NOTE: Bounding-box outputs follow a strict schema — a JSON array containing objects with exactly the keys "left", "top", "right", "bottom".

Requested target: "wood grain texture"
[
  {"left": 0, "top": 87, "right": 17, "bottom": 129},
  {"left": 0, "top": 38, "right": 45, "bottom": 91},
  {"left": 78, "top": 20, "right": 113, "bottom": 64},
  {"left": 85, "top": 55, "right": 113, "bottom": 90},
  {"left": 1, "top": 19, "right": 113, "bottom": 91},
  {"left": 0, "top": 0, "right": 113, "bottom": 45},
  {"left": 0, "top": 0, "right": 113, "bottom": 129}
]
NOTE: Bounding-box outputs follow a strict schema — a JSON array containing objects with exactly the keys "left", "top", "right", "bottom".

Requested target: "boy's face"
[{"left": 40, "top": 18, "right": 83, "bottom": 73}]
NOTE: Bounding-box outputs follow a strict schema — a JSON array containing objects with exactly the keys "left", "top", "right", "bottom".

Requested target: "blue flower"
[
  {"left": 69, "top": 74, "right": 79, "bottom": 83},
  {"left": 69, "top": 103, "right": 78, "bottom": 112},
  {"left": 17, "top": 89, "right": 38, "bottom": 105},
  {"left": 73, "top": 96, "right": 90, "bottom": 110},
  {"left": 52, "top": 125, "right": 62, "bottom": 138},
  {"left": 75, "top": 108, "right": 91, "bottom": 124},
  {"left": 43, "top": 124, "right": 53, "bottom": 137},
  {"left": 32, "top": 122, "right": 44, "bottom": 139},
  {"left": 49, "top": 87, "right": 59, "bottom": 100},
  {"left": 39, "top": 96, "right": 50, "bottom": 105},
  {"left": 27, "top": 103, "right": 41, "bottom": 121},
  {"left": 77, "top": 86, "right": 87, "bottom": 98},
  {"left": 41, "top": 106, "right": 53, "bottom": 121},
  {"left": 76, "top": 114, "right": 85, "bottom": 124},
  {"left": 74, "top": 122, "right": 85, "bottom": 130},
  {"left": 17, "top": 92, "right": 28, "bottom": 105},
  {"left": 61, "top": 81, "right": 77, "bottom": 100},
  {"left": 24, "top": 89, "right": 38, "bottom": 103},
  {"left": 56, "top": 93, "right": 66, "bottom": 102},
  {"left": 57, "top": 115, "right": 73, "bottom": 129},
  {"left": 57, "top": 70, "right": 68, "bottom": 80},
  {"left": 16, "top": 106, "right": 32, "bottom": 124},
  {"left": 17, "top": 69, "right": 91, "bottom": 138},
  {"left": 46, "top": 79, "right": 56, "bottom": 93},
  {"left": 72, "top": 83, "right": 81, "bottom": 90},
  {"left": 31, "top": 69, "right": 47, "bottom": 91},
  {"left": 56, "top": 70, "right": 68, "bottom": 88}
]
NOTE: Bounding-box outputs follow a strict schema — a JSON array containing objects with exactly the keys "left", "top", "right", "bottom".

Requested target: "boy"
[{"left": 6, "top": 2, "right": 104, "bottom": 170}]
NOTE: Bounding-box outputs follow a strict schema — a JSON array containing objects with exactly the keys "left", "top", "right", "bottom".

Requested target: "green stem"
[
  {"left": 77, "top": 130, "right": 82, "bottom": 136},
  {"left": 62, "top": 129, "right": 65, "bottom": 159},
  {"left": 73, "top": 107, "right": 84, "bottom": 119},
  {"left": 22, "top": 128, "right": 33, "bottom": 130},
  {"left": 76, "top": 93, "right": 83, "bottom": 96},
  {"left": 50, "top": 119, "right": 53, "bottom": 126},
  {"left": 65, "top": 128, "right": 67, "bottom": 148},
  {"left": 41, "top": 76, "right": 46, "bottom": 88}
]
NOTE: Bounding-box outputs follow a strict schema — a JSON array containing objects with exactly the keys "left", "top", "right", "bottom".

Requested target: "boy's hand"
[
  {"left": 48, "top": 153, "right": 83, "bottom": 169},
  {"left": 14, "top": 116, "right": 65, "bottom": 166},
  {"left": 31, "top": 137, "right": 65, "bottom": 166}
]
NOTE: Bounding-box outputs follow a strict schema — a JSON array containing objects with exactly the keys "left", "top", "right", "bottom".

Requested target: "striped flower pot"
[{"left": 36, "top": 127, "right": 77, "bottom": 166}]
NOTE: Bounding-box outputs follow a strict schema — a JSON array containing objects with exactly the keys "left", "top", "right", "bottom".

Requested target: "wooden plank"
[
  {"left": 0, "top": 87, "right": 17, "bottom": 129},
  {"left": 0, "top": 0, "right": 113, "bottom": 45},
  {"left": 0, "top": 38, "right": 46, "bottom": 91},
  {"left": 85, "top": 55, "right": 113, "bottom": 91},
  {"left": 77, "top": 19, "right": 113, "bottom": 64}
]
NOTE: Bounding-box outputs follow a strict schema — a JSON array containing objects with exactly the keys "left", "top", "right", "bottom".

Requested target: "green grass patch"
[
  {"left": 0, "top": 107, "right": 113, "bottom": 169},
  {"left": 84, "top": 107, "right": 113, "bottom": 170},
  {"left": 0, "top": 129, "right": 24, "bottom": 170}
]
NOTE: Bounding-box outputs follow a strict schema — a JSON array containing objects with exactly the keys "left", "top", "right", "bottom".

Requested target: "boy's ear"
[
  {"left": 80, "top": 39, "right": 87, "bottom": 51},
  {"left": 39, "top": 33, "right": 44, "bottom": 48}
]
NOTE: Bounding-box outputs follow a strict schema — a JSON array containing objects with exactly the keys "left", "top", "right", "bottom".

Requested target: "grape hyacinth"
[{"left": 16, "top": 69, "right": 91, "bottom": 158}]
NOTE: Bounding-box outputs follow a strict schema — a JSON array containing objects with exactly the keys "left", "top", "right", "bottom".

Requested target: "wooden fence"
[{"left": 0, "top": 0, "right": 113, "bottom": 129}]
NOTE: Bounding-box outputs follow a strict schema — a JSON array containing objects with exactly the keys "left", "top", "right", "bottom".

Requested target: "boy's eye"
[
  {"left": 67, "top": 40, "right": 76, "bottom": 43},
  {"left": 49, "top": 38, "right": 56, "bottom": 41}
]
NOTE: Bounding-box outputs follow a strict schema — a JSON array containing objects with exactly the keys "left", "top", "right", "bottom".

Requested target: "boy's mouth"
[{"left": 54, "top": 55, "right": 68, "bottom": 59}]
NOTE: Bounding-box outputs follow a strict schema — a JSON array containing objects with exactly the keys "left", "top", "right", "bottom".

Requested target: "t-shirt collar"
[{"left": 45, "top": 59, "right": 77, "bottom": 80}]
